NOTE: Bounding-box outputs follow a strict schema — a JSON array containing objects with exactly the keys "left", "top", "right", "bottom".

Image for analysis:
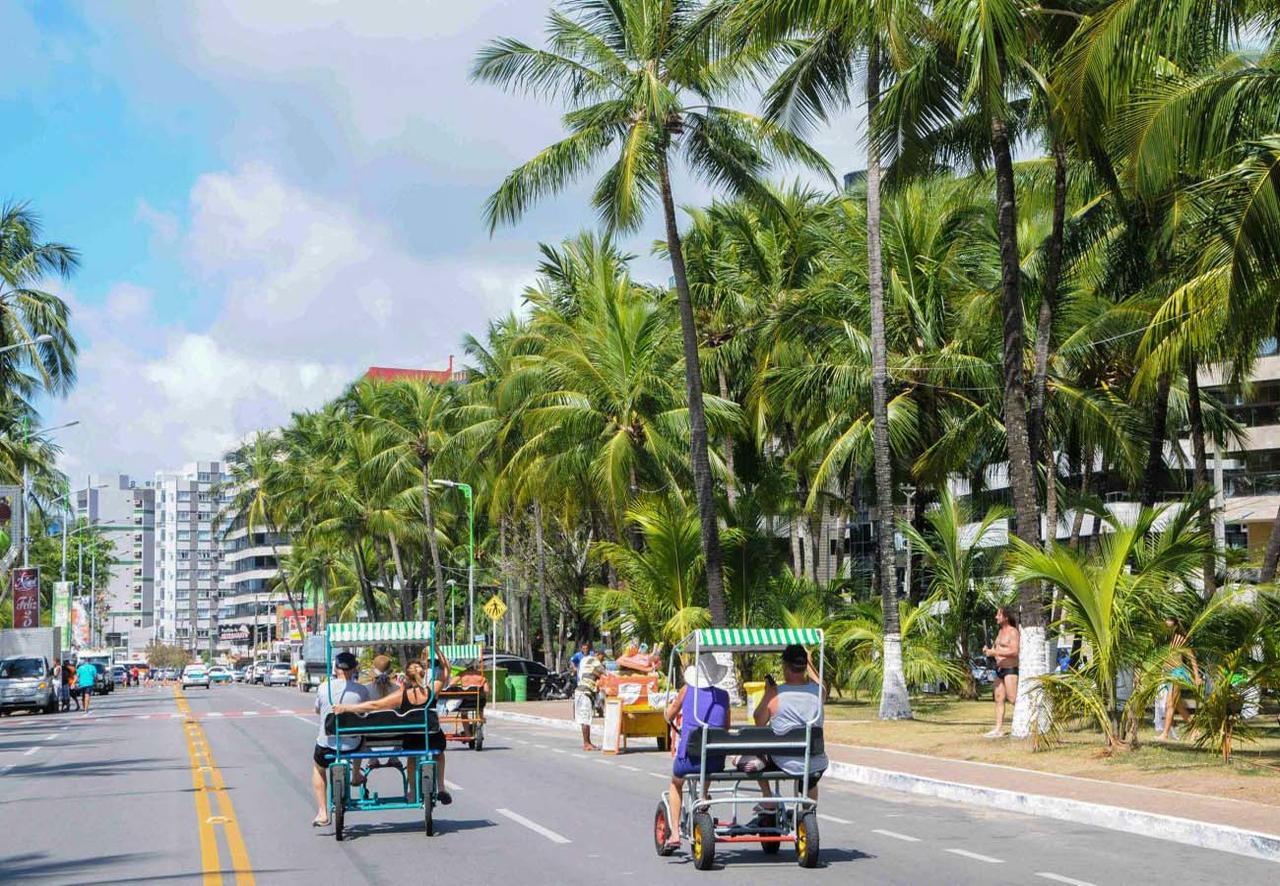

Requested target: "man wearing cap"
[
  {"left": 745, "top": 644, "right": 828, "bottom": 809},
  {"left": 311, "top": 651, "right": 370, "bottom": 827}
]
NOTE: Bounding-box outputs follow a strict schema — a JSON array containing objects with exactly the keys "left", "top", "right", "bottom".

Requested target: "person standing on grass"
[
  {"left": 574, "top": 648, "right": 605, "bottom": 751},
  {"left": 982, "top": 607, "right": 1020, "bottom": 737},
  {"left": 75, "top": 659, "right": 98, "bottom": 715},
  {"left": 1156, "top": 618, "right": 1200, "bottom": 741}
]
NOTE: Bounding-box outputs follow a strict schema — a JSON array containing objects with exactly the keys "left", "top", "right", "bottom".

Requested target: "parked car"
[
  {"left": 250, "top": 661, "right": 272, "bottom": 684},
  {"left": 181, "top": 665, "right": 211, "bottom": 690},
  {"left": 480, "top": 652, "right": 551, "bottom": 698},
  {"left": 0, "top": 656, "right": 58, "bottom": 715},
  {"left": 970, "top": 657, "right": 996, "bottom": 686},
  {"left": 265, "top": 662, "right": 295, "bottom": 687},
  {"left": 208, "top": 666, "right": 233, "bottom": 684},
  {"left": 112, "top": 665, "right": 127, "bottom": 687},
  {"left": 232, "top": 666, "right": 249, "bottom": 683},
  {"left": 91, "top": 663, "right": 112, "bottom": 695}
]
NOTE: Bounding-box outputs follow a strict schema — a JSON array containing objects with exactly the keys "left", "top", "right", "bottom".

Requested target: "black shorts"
[
  {"left": 995, "top": 667, "right": 1019, "bottom": 679},
  {"left": 401, "top": 732, "right": 446, "bottom": 753},
  {"left": 314, "top": 742, "right": 365, "bottom": 769}
]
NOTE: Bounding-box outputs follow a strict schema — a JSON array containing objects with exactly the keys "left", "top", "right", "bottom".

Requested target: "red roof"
[{"left": 364, "top": 357, "right": 464, "bottom": 384}]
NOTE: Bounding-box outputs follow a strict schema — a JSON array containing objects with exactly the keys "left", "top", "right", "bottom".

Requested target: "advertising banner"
[
  {"left": 70, "top": 599, "right": 90, "bottom": 647},
  {"left": 11, "top": 566, "right": 40, "bottom": 628},
  {"left": 219, "top": 624, "right": 250, "bottom": 642},
  {"left": 276, "top": 607, "right": 315, "bottom": 641},
  {"left": 52, "top": 581, "right": 72, "bottom": 646}
]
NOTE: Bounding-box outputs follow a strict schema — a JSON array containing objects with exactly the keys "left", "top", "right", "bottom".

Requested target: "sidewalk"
[{"left": 490, "top": 700, "right": 1280, "bottom": 861}]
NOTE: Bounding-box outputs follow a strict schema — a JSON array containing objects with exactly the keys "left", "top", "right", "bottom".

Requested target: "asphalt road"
[{"left": 1, "top": 682, "right": 1277, "bottom": 885}]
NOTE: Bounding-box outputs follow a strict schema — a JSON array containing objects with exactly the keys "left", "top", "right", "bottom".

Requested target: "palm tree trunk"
[
  {"left": 1045, "top": 433, "right": 1058, "bottom": 552},
  {"left": 1029, "top": 142, "right": 1068, "bottom": 460},
  {"left": 867, "top": 46, "right": 911, "bottom": 720},
  {"left": 718, "top": 367, "right": 738, "bottom": 510},
  {"left": 351, "top": 544, "right": 377, "bottom": 621},
  {"left": 1069, "top": 451, "right": 1091, "bottom": 550},
  {"left": 421, "top": 466, "right": 448, "bottom": 625},
  {"left": 1141, "top": 374, "right": 1172, "bottom": 507},
  {"left": 658, "top": 150, "right": 727, "bottom": 627},
  {"left": 1262, "top": 507, "right": 1280, "bottom": 582},
  {"left": 1185, "top": 357, "right": 1216, "bottom": 595},
  {"left": 534, "top": 500, "right": 554, "bottom": 668},
  {"left": 991, "top": 114, "right": 1046, "bottom": 738},
  {"left": 388, "top": 532, "right": 411, "bottom": 621}
]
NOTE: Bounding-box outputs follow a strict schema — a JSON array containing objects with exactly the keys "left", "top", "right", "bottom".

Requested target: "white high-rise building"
[
  {"left": 154, "top": 461, "right": 228, "bottom": 653},
  {"left": 74, "top": 474, "right": 156, "bottom": 653}
]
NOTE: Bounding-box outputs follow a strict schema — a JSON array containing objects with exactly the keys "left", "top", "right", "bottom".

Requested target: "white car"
[
  {"left": 181, "top": 665, "right": 212, "bottom": 689},
  {"left": 265, "top": 662, "right": 295, "bottom": 687}
]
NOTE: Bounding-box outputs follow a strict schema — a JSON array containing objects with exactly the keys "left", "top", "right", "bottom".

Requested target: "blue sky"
[{"left": 5, "top": 1, "right": 859, "bottom": 479}]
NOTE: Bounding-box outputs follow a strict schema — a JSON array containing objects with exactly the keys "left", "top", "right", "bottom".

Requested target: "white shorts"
[{"left": 573, "top": 692, "right": 594, "bottom": 726}]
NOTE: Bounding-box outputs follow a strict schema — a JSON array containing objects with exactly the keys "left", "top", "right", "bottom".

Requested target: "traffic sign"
[{"left": 482, "top": 594, "right": 507, "bottom": 621}]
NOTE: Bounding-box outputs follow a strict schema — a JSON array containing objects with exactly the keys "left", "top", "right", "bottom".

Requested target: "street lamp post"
[
  {"left": 434, "top": 480, "right": 474, "bottom": 637},
  {"left": 446, "top": 578, "right": 457, "bottom": 643}
]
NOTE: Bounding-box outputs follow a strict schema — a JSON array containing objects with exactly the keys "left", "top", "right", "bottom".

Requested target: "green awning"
[
  {"left": 327, "top": 621, "right": 435, "bottom": 644},
  {"left": 688, "top": 627, "right": 823, "bottom": 651},
  {"left": 439, "top": 644, "right": 483, "bottom": 662}
]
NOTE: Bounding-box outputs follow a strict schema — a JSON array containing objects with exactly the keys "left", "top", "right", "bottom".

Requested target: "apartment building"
[
  {"left": 154, "top": 461, "right": 228, "bottom": 652},
  {"left": 75, "top": 474, "right": 156, "bottom": 653}
]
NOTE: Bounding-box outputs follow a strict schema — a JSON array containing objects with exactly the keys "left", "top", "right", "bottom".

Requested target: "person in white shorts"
[{"left": 574, "top": 649, "right": 605, "bottom": 750}]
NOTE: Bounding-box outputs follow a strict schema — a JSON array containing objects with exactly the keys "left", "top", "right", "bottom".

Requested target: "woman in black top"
[{"left": 335, "top": 650, "right": 451, "bottom": 803}]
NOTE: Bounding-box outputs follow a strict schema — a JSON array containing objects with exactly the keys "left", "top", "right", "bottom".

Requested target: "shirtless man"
[{"left": 982, "top": 607, "right": 1020, "bottom": 737}]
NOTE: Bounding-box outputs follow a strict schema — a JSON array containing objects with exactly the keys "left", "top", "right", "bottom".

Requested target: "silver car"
[
  {"left": 181, "top": 665, "right": 212, "bottom": 689},
  {"left": 0, "top": 656, "right": 58, "bottom": 715},
  {"left": 265, "top": 662, "right": 295, "bottom": 686}
]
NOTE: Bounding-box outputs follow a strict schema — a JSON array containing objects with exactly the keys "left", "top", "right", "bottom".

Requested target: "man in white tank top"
[{"left": 750, "top": 644, "right": 829, "bottom": 803}]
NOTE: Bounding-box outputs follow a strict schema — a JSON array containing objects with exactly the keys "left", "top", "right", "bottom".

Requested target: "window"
[{"left": 177, "top": 491, "right": 191, "bottom": 502}]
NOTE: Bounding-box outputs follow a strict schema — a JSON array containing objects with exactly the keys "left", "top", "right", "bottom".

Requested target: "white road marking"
[
  {"left": 647, "top": 772, "right": 667, "bottom": 780},
  {"left": 1036, "top": 874, "right": 1096, "bottom": 886},
  {"left": 551, "top": 748, "right": 568, "bottom": 754},
  {"left": 205, "top": 712, "right": 223, "bottom": 718},
  {"left": 42, "top": 734, "right": 57, "bottom": 741},
  {"left": 593, "top": 757, "right": 611, "bottom": 764},
  {"left": 946, "top": 848, "right": 1004, "bottom": 864},
  {"left": 444, "top": 780, "right": 464, "bottom": 792},
  {"left": 818, "top": 813, "right": 852, "bottom": 825},
  {"left": 532, "top": 744, "right": 548, "bottom": 750},
  {"left": 496, "top": 808, "right": 572, "bottom": 844},
  {"left": 23, "top": 748, "right": 38, "bottom": 756},
  {"left": 871, "top": 828, "right": 920, "bottom": 842},
  {"left": 169, "top": 713, "right": 185, "bottom": 719},
  {"left": 242, "top": 711, "right": 259, "bottom": 716},
  {"left": 136, "top": 715, "right": 150, "bottom": 720},
  {"left": 618, "top": 764, "right": 641, "bottom": 772}
]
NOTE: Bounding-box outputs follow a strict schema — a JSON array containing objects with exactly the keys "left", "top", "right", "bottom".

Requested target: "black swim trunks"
[{"left": 995, "top": 667, "right": 1019, "bottom": 679}]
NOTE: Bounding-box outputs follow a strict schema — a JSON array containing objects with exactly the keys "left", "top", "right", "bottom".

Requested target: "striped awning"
[
  {"left": 327, "top": 621, "right": 435, "bottom": 644},
  {"left": 690, "top": 627, "right": 823, "bottom": 651},
  {"left": 439, "top": 644, "right": 483, "bottom": 662}
]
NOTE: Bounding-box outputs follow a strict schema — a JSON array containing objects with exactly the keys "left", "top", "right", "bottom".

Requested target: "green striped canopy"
[
  {"left": 689, "top": 627, "right": 823, "bottom": 651},
  {"left": 439, "top": 644, "right": 483, "bottom": 662},
  {"left": 327, "top": 621, "right": 435, "bottom": 644}
]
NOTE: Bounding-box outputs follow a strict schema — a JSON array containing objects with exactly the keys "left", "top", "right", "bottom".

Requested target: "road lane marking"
[
  {"left": 175, "top": 687, "right": 254, "bottom": 885},
  {"left": 647, "top": 772, "right": 667, "bottom": 780},
  {"left": 42, "top": 733, "right": 57, "bottom": 741},
  {"left": 1036, "top": 874, "right": 1096, "bottom": 886},
  {"left": 818, "top": 813, "right": 852, "bottom": 825},
  {"left": 871, "top": 828, "right": 920, "bottom": 842},
  {"left": 550, "top": 748, "right": 568, "bottom": 754},
  {"left": 496, "top": 808, "right": 572, "bottom": 844},
  {"left": 593, "top": 757, "right": 611, "bottom": 764},
  {"left": 946, "top": 848, "right": 1003, "bottom": 864},
  {"left": 444, "top": 780, "right": 464, "bottom": 792},
  {"left": 23, "top": 748, "right": 38, "bottom": 756},
  {"left": 206, "top": 712, "right": 223, "bottom": 717},
  {"left": 242, "top": 711, "right": 259, "bottom": 716}
]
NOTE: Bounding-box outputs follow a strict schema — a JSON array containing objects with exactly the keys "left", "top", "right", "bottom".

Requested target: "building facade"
[
  {"left": 154, "top": 461, "right": 228, "bottom": 652},
  {"left": 75, "top": 474, "right": 156, "bottom": 654}
]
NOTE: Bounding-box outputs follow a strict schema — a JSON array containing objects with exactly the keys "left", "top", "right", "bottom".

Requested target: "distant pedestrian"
[
  {"left": 569, "top": 640, "right": 590, "bottom": 675},
  {"left": 130, "top": 667, "right": 140, "bottom": 688},
  {"left": 982, "top": 607, "right": 1020, "bottom": 737},
  {"left": 1157, "top": 618, "right": 1200, "bottom": 741},
  {"left": 76, "top": 660, "right": 98, "bottom": 715},
  {"left": 574, "top": 648, "right": 605, "bottom": 751}
]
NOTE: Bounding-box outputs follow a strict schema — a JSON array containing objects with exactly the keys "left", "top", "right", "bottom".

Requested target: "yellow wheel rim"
[
  {"left": 797, "top": 820, "right": 807, "bottom": 856},
  {"left": 693, "top": 826, "right": 702, "bottom": 856}
]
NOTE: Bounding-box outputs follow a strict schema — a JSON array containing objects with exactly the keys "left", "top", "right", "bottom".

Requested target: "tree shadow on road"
[
  {"left": 0, "top": 851, "right": 155, "bottom": 881},
  {"left": 6, "top": 757, "right": 173, "bottom": 778}
]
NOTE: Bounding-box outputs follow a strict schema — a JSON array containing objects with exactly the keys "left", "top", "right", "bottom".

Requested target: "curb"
[
  {"left": 489, "top": 709, "right": 1280, "bottom": 863},
  {"left": 826, "top": 760, "right": 1280, "bottom": 864}
]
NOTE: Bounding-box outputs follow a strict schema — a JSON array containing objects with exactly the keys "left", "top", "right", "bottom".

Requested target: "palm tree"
[
  {"left": 472, "top": 0, "right": 830, "bottom": 626},
  {"left": 900, "top": 490, "right": 1009, "bottom": 700},
  {"left": 727, "top": 0, "right": 920, "bottom": 717}
]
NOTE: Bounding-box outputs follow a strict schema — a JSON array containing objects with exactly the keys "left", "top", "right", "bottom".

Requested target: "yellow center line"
[{"left": 175, "top": 687, "right": 255, "bottom": 885}]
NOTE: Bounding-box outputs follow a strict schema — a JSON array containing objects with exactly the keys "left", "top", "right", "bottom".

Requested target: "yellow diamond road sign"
[{"left": 483, "top": 595, "right": 507, "bottom": 621}]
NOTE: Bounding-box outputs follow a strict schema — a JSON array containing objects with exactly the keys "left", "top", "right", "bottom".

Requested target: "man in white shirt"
[{"left": 311, "top": 651, "right": 370, "bottom": 827}]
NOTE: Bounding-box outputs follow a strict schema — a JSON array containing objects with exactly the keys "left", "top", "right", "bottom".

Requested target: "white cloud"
[{"left": 51, "top": 164, "right": 533, "bottom": 477}]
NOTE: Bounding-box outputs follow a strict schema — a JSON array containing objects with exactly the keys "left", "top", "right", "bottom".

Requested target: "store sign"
[
  {"left": 219, "top": 624, "right": 251, "bottom": 642},
  {"left": 11, "top": 566, "right": 39, "bottom": 628}
]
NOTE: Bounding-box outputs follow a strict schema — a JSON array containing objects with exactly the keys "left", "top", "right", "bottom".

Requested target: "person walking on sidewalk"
[
  {"left": 76, "top": 660, "right": 98, "bottom": 715},
  {"left": 574, "top": 648, "right": 605, "bottom": 750},
  {"left": 982, "top": 607, "right": 1020, "bottom": 737}
]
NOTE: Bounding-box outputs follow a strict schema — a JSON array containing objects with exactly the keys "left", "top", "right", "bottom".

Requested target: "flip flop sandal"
[{"left": 311, "top": 818, "right": 330, "bottom": 828}]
